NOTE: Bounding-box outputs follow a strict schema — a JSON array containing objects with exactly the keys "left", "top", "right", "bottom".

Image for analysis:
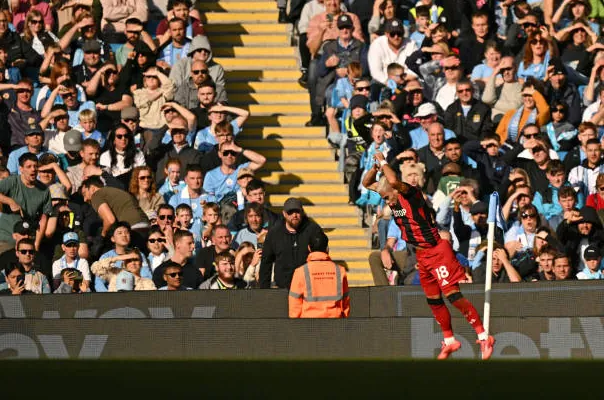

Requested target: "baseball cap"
[
  {"left": 414, "top": 102, "right": 437, "bottom": 118},
  {"left": 116, "top": 270, "right": 135, "bottom": 291},
  {"left": 64, "top": 129, "right": 82, "bottom": 152},
  {"left": 548, "top": 58, "right": 566, "bottom": 76},
  {"left": 237, "top": 167, "right": 255, "bottom": 180},
  {"left": 577, "top": 206, "right": 599, "bottom": 224},
  {"left": 82, "top": 40, "right": 101, "bottom": 53},
  {"left": 349, "top": 94, "right": 368, "bottom": 110},
  {"left": 49, "top": 183, "right": 69, "bottom": 201},
  {"left": 25, "top": 124, "right": 43, "bottom": 136},
  {"left": 63, "top": 231, "right": 79, "bottom": 245},
  {"left": 584, "top": 245, "right": 600, "bottom": 261},
  {"left": 470, "top": 201, "right": 488, "bottom": 215},
  {"left": 384, "top": 19, "right": 404, "bottom": 34},
  {"left": 121, "top": 106, "right": 139, "bottom": 121},
  {"left": 337, "top": 14, "right": 353, "bottom": 29},
  {"left": 13, "top": 220, "right": 34, "bottom": 235},
  {"left": 283, "top": 197, "right": 303, "bottom": 212}
]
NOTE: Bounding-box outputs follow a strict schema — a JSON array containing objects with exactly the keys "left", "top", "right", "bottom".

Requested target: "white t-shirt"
[
  {"left": 52, "top": 256, "right": 91, "bottom": 281},
  {"left": 100, "top": 149, "right": 146, "bottom": 177}
]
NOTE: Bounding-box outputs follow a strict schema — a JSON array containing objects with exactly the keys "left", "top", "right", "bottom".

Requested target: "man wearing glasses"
[
  {"left": 368, "top": 19, "right": 418, "bottom": 85},
  {"left": 174, "top": 60, "right": 220, "bottom": 110},
  {"left": 154, "top": 230, "right": 202, "bottom": 289},
  {"left": 259, "top": 197, "right": 324, "bottom": 289},
  {"left": 40, "top": 79, "right": 95, "bottom": 128},
  {"left": 408, "top": 102, "right": 455, "bottom": 150},
  {"left": 59, "top": 12, "right": 113, "bottom": 67},
  {"left": 115, "top": 18, "right": 156, "bottom": 67},
  {"left": 444, "top": 79, "right": 494, "bottom": 142}
]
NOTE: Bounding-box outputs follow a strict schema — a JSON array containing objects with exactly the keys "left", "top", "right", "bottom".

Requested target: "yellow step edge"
[
  {"left": 255, "top": 148, "right": 332, "bottom": 158},
  {"left": 214, "top": 57, "right": 297, "bottom": 69},
  {"left": 205, "top": 23, "right": 288, "bottom": 34},
  {"left": 230, "top": 93, "right": 308, "bottom": 103},
  {"left": 227, "top": 82, "right": 306, "bottom": 93},
  {"left": 226, "top": 70, "right": 301, "bottom": 81},
  {"left": 330, "top": 249, "right": 372, "bottom": 259},
  {"left": 241, "top": 104, "right": 310, "bottom": 114},
  {"left": 239, "top": 138, "right": 326, "bottom": 148},
  {"left": 265, "top": 184, "right": 348, "bottom": 195},
  {"left": 340, "top": 261, "right": 372, "bottom": 269},
  {"left": 264, "top": 161, "right": 337, "bottom": 171},
  {"left": 213, "top": 47, "right": 296, "bottom": 57},
  {"left": 247, "top": 115, "right": 311, "bottom": 126},
  {"left": 246, "top": 127, "right": 324, "bottom": 135},
  {"left": 324, "top": 239, "right": 368, "bottom": 247},
  {"left": 210, "top": 35, "right": 289, "bottom": 45},
  {"left": 312, "top": 218, "right": 360, "bottom": 226},
  {"left": 269, "top": 194, "right": 349, "bottom": 204},
  {"left": 347, "top": 273, "right": 375, "bottom": 281},
  {"left": 259, "top": 171, "right": 342, "bottom": 181},
  {"left": 271, "top": 204, "right": 355, "bottom": 214},
  {"left": 197, "top": 2, "right": 277, "bottom": 11},
  {"left": 204, "top": 12, "right": 278, "bottom": 23}
]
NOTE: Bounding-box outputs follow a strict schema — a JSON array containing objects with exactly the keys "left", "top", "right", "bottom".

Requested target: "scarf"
[{"left": 507, "top": 105, "right": 537, "bottom": 143}]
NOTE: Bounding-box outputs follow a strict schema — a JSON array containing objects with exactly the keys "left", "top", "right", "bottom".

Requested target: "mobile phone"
[
  {"left": 257, "top": 242, "right": 263, "bottom": 250},
  {"left": 16, "top": 275, "right": 24, "bottom": 286}
]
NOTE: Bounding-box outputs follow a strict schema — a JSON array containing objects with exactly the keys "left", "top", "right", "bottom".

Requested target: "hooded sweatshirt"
[{"left": 169, "top": 35, "right": 226, "bottom": 99}]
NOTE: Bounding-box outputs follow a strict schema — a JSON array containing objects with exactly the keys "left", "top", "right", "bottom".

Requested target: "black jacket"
[
  {"left": 563, "top": 145, "right": 583, "bottom": 174},
  {"left": 153, "top": 258, "right": 203, "bottom": 289},
  {"left": 444, "top": 99, "right": 494, "bottom": 143},
  {"left": 501, "top": 142, "right": 549, "bottom": 197},
  {"left": 0, "top": 30, "right": 42, "bottom": 68},
  {"left": 463, "top": 140, "right": 511, "bottom": 194},
  {"left": 259, "top": 216, "right": 323, "bottom": 289},
  {"left": 543, "top": 81, "right": 582, "bottom": 126}
]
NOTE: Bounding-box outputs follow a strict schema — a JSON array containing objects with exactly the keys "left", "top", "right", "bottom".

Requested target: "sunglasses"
[
  {"left": 124, "top": 118, "right": 138, "bottom": 123},
  {"left": 158, "top": 214, "right": 174, "bottom": 220},
  {"left": 222, "top": 150, "right": 238, "bottom": 157},
  {"left": 192, "top": 69, "right": 209, "bottom": 75},
  {"left": 82, "top": 25, "right": 95, "bottom": 31},
  {"left": 522, "top": 94, "right": 533, "bottom": 98},
  {"left": 138, "top": 175, "right": 152, "bottom": 180},
  {"left": 167, "top": 272, "right": 183, "bottom": 278},
  {"left": 530, "top": 39, "right": 545, "bottom": 45},
  {"left": 376, "top": 115, "right": 391, "bottom": 120},
  {"left": 521, "top": 212, "right": 537, "bottom": 219},
  {"left": 419, "top": 114, "right": 434, "bottom": 120},
  {"left": 84, "top": 51, "right": 100, "bottom": 55},
  {"left": 356, "top": 86, "right": 370, "bottom": 91},
  {"left": 388, "top": 32, "right": 403, "bottom": 38},
  {"left": 286, "top": 209, "right": 301, "bottom": 215},
  {"left": 64, "top": 243, "right": 79, "bottom": 248},
  {"left": 444, "top": 66, "right": 458, "bottom": 71},
  {"left": 18, "top": 249, "right": 35, "bottom": 255},
  {"left": 485, "top": 143, "right": 498, "bottom": 149},
  {"left": 126, "top": 30, "right": 142, "bottom": 34},
  {"left": 104, "top": 69, "right": 117, "bottom": 76},
  {"left": 30, "top": 19, "right": 43, "bottom": 25},
  {"left": 16, "top": 89, "right": 32, "bottom": 94},
  {"left": 115, "top": 134, "right": 128, "bottom": 140},
  {"left": 170, "top": 128, "right": 187, "bottom": 135},
  {"left": 552, "top": 107, "right": 565, "bottom": 113},
  {"left": 524, "top": 133, "right": 539, "bottom": 139},
  {"left": 531, "top": 146, "right": 545, "bottom": 154},
  {"left": 523, "top": 23, "right": 537, "bottom": 29},
  {"left": 63, "top": 92, "right": 76, "bottom": 98},
  {"left": 500, "top": 67, "right": 513, "bottom": 73},
  {"left": 457, "top": 88, "right": 472, "bottom": 94},
  {"left": 399, "top": 156, "right": 415, "bottom": 162},
  {"left": 148, "top": 238, "right": 166, "bottom": 244}
]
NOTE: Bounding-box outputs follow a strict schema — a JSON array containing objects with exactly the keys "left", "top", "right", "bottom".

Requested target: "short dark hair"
[
  {"left": 553, "top": 252, "right": 570, "bottom": 264},
  {"left": 168, "top": 17, "right": 186, "bottom": 27},
  {"left": 125, "top": 18, "right": 143, "bottom": 26},
  {"left": 558, "top": 186, "right": 577, "bottom": 200},
  {"left": 586, "top": 138, "right": 600, "bottom": 147},
  {"left": 246, "top": 179, "right": 265, "bottom": 193},
  {"left": 163, "top": 261, "right": 183, "bottom": 273},
  {"left": 18, "top": 152, "right": 38, "bottom": 167},
  {"left": 169, "top": 0, "right": 192, "bottom": 9},
  {"left": 198, "top": 80, "right": 216, "bottom": 91},
  {"left": 173, "top": 229, "right": 193, "bottom": 243},
  {"left": 212, "top": 224, "right": 230, "bottom": 237},
  {"left": 185, "top": 164, "right": 204, "bottom": 175},
  {"left": 415, "top": 5, "right": 430, "bottom": 18},
  {"left": 444, "top": 138, "right": 462, "bottom": 147},
  {"left": 309, "top": 231, "right": 329, "bottom": 253},
  {"left": 51, "top": 103, "right": 68, "bottom": 113},
  {"left": 157, "top": 204, "right": 175, "bottom": 214},
  {"left": 108, "top": 221, "right": 131, "bottom": 238},
  {"left": 4, "top": 262, "right": 24, "bottom": 277},
  {"left": 546, "top": 160, "right": 565, "bottom": 175},
  {"left": 81, "top": 176, "right": 104, "bottom": 190},
  {"left": 17, "top": 238, "right": 35, "bottom": 249}
]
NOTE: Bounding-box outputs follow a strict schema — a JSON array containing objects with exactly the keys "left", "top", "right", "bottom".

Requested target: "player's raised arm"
[
  {"left": 362, "top": 160, "right": 380, "bottom": 191},
  {"left": 374, "top": 152, "right": 411, "bottom": 195}
]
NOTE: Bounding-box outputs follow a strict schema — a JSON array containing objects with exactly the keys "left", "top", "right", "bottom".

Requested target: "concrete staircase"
[{"left": 199, "top": 0, "right": 373, "bottom": 286}]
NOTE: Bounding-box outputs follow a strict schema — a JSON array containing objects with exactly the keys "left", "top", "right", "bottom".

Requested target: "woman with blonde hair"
[
  {"left": 21, "top": 9, "right": 58, "bottom": 56},
  {"left": 129, "top": 166, "right": 165, "bottom": 219}
]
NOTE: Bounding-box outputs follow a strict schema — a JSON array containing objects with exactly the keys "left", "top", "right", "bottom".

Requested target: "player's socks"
[
  {"left": 428, "top": 303, "right": 453, "bottom": 338},
  {"left": 443, "top": 336, "right": 457, "bottom": 345},
  {"left": 451, "top": 297, "right": 484, "bottom": 334},
  {"left": 477, "top": 332, "right": 488, "bottom": 341}
]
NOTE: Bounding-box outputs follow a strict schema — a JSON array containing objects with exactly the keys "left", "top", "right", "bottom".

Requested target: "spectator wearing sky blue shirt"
[
  {"left": 7, "top": 125, "right": 53, "bottom": 174},
  {"left": 408, "top": 103, "right": 455, "bottom": 149},
  {"left": 169, "top": 164, "right": 215, "bottom": 229},
  {"left": 157, "top": 18, "right": 192, "bottom": 68},
  {"left": 94, "top": 221, "right": 152, "bottom": 292},
  {"left": 203, "top": 141, "right": 266, "bottom": 202},
  {"left": 193, "top": 104, "right": 249, "bottom": 153},
  {"left": 368, "top": 218, "right": 409, "bottom": 286}
]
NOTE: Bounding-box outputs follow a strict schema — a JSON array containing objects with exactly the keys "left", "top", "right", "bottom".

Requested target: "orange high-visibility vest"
[{"left": 288, "top": 252, "right": 350, "bottom": 318}]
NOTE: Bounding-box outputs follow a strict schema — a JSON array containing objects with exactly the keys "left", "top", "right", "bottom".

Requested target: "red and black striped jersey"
[{"left": 390, "top": 185, "right": 440, "bottom": 248}]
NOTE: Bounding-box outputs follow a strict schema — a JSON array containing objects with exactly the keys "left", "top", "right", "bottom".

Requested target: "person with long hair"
[
  {"left": 368, "top": 0, "right": 397, "bottom": 41},
  {"left": 36, "top": 60, "right": 87, "bottom": 110},
  {"left": 540, "top": 100, "right": 577, "bottom": 160},
  {"left": 21, "top": 9, "right": 58, "bottom": 56},
  {"left": 554, "top": 19, "right": 597, "bottom": 76},
  {"left": 129, "top": 166, "right": 165, "bottom": 219},
  {"left": 517, "top": 30, "right": 558, "bottom": 83},
  {"left": 99, "top": 123, "right": 145, "bottom": 179},
  {"left": 552, "top": 0, "right": 600, "bottom": 34}
]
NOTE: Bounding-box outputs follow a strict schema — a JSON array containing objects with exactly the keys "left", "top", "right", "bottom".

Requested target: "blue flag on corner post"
[{"left": 488, "top": 192, "right": 507, "bottom": 233}]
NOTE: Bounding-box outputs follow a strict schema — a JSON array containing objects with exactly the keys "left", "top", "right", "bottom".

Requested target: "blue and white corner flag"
[{"left": 488, "top": 192, "right": 507, "bottom": 233}]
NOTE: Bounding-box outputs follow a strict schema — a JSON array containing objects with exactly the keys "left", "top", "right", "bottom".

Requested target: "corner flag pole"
[{"left": 483, "top": 192, "right": 498, "bottom": 336}]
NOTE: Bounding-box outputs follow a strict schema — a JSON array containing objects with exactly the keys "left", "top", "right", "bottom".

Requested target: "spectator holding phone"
[
  {"left": 0, "top": 263, "right": 32, "bottom": 295},
  {"left": 53, "top": 267, "right": 89, "bottom": 293}
]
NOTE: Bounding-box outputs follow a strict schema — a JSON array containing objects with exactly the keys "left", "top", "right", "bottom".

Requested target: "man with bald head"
[{"left": 174, "top": 60, "right": 225, "bottom": 109}]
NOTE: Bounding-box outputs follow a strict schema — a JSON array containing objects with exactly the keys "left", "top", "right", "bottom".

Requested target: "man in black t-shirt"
[{"left": 153, "top": 230, "right": 202, "bottom": 289}]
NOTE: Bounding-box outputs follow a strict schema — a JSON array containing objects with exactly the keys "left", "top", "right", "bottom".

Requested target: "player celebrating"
[{"left": 363, "top": 151, "right": 495, "bottom": 360}]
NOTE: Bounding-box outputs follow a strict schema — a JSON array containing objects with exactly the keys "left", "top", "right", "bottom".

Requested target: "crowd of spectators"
[
  {"left": 288, "top": 0, "right": 604, "bottom": 286},
  {"left": 1, "top": 0, "right": 604, "bottom": 295}
]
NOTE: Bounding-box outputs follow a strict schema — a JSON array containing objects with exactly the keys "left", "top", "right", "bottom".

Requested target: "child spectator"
[
  {"left": 51, "top": 232, "right": 91, "bottom": 290},
  {"left": 235, "top": 167, "right": 254, "bottom": 211},
  {"left": 576, "top": 245, "right": 603, "bottom": 279},
  {"left": 54, "top": 268, "right": 89, "bottom": 293},
  {"left": 201, "top": 202, "right": 221, "bottom": 247},
  {"left": 379, "top": 62, "right": 406, "bottom": 103},
  {"left": 158, "top": 158, "right": 186, "bottom": 203},
  {"left": 533, "top": 160, "right": 585, "bottom": 220},
  {"left": 146, "top": 226, "right": 171, "bottom": 272},
  {"left": 76, "top": 109, "right": 105, "bottom": 148},
  {"left": 193, "top": 105, "right": 249, "bottom": 153},
  {"left": 356, "top": 122, "right": 391, "bottom": 207},
  {"left": 409, "top": 5, "right": 431, "bottom": 48},
  {"left": 325, "top": 61, "right": 362, "bottom": 138},
  {"left": 175, "top": 203, "right": 201, "bottom": 250}
]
